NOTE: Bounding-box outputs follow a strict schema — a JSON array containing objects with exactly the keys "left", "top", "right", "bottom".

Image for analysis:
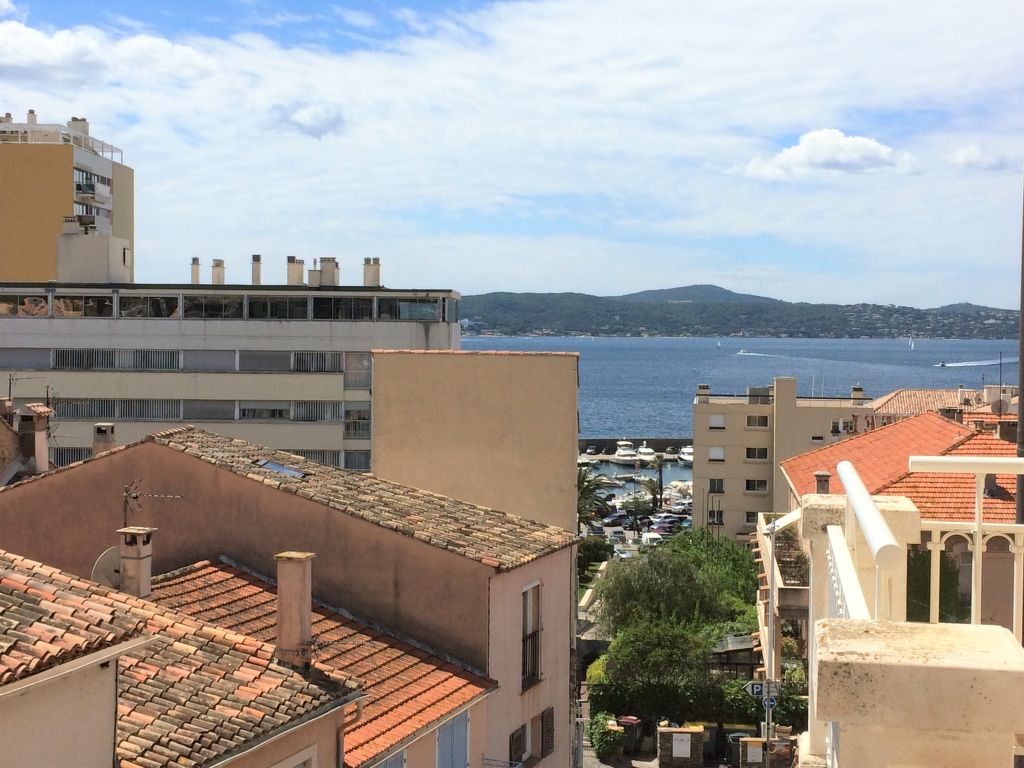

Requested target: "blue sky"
[{"left": 1, "top": 0, "right": 1021, "bottom": 306}]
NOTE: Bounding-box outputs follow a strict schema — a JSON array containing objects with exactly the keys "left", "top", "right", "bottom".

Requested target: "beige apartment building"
[
  {"left": 691, "top": 376, "right": 873, "bottom": 540},
  {"left": 0, "top": 110, "right": 133, "bottom": 282},
  {"left": 0, "top": 255, "right": 461, "bottom": 470}
]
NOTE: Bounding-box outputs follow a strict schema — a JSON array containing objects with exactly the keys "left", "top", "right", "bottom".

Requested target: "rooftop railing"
[{"left": 0, "top": 123, "right": 123, "bottom": 162}]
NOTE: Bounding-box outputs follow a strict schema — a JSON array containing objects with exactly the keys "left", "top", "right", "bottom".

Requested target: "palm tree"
[
  {"left": 648, "top": 455, "right": 665, "bottom": 510},
  {"left": 577, "top": 466, "right": 612, "bottom": 532}
]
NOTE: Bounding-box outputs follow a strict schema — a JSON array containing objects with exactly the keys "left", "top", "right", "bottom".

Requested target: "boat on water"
[
  {"left": 636, "top": 441, "right": 657, "bottom": 464},
  {"left": 609, "top": 439, "right": 640, "bottom": 465},
  {"left": 678, "top": 446, "right": 694, "bottom": 466}
]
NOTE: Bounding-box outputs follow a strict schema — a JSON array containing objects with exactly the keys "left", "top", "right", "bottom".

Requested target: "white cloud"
[
  {"left": 333, "top": 7, "right": 376, "bottom": 29},
  {"left": 0, "top": 0, "right": 17, "bottom": 18},
  {"left": 950, "top": 144, "right": 1010, "bottom": 171},
  {"left": 745, "top": 129, "right": 916, "bottom": 180},
  {"left": 0, "top": 0, "right": 1021, "bottom": 307}
]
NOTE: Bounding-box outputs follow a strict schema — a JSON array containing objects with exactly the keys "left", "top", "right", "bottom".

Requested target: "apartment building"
[
  {"left": 0, "top": 255, "right": 461, "bottom": 470},
  {"left": 691, "top": 376, "right": 873, "bottom": 540},
  {"left": 0, "top": 110, "right": 133, "bottom": 282}
]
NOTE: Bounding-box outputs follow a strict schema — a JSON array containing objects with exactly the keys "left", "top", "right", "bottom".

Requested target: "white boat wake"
[{"left": 934, "top": 357, "right": 1019, "bottom": 368}]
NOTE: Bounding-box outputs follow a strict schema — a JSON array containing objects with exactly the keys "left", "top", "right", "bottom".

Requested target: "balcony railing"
[{"left": 521, "top": 630, "right": 540, "bottom": 689}]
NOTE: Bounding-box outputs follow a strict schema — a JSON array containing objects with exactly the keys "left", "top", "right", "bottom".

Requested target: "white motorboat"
[
  {"left": 609, "top": 439, "right": 640, "bottom": 465},
  {"left": 636, "top": 441, "right": 657, "bottom": 464},
  {"left": 678, "top": 446, "right": 694, "bottom": 466}
]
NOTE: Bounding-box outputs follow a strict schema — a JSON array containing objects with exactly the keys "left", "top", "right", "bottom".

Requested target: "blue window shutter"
[
  {"left": 453, "top": 712, "right": 469, "bottom": 768},
  {"left": 438, "top": 721, "right": 453, "bottom": 768}
]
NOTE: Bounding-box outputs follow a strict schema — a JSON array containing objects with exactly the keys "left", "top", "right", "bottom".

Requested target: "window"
[
  {"left": 437, "top": 712, "right": 468, "bottom": 768},
  {"left": 708, "top": 447, "right": 725, "bottom": 462},
  {"left": 745, "top": 511, "right": 758, "bottom": 526},
  {"left": 344, "top": 402, "right": 372, "bottom": 439},
  {"left": 183, "top": 295, "right": 243, "bottom": 319},
  {"left": 377, "top": 297, "right": 398, "bottom": 319},
  {"left": 746, "top": 414, "right": 769, "bottom": 428},
  {"left": 50, "top": 447, "right": 92, "bottom": 467},
  {"left": 540, "top": 707, "right": 555, "bottom": 758},
  {"left": 345, "top": 352, "right": 372, "bottom": 389},
  {"left": 745, "top": 479, "right": 768, "bottom": 494},
  {"left": 53, "top": 295, "right": 113, "bottom": 317},
  {"left": 378, "top": 752, "right": 405, "bottom": 768},
  {"left": 522, "top": 583, "right": 541, "bottom": 689},
  {"left": 247, "top": 296, "right": 308, "bottom": 319},
  {"left": 509, "top": 725, "right": 527, "bottom": 764},
  {"left": 289, "top": 449, "right": 342, "bottom": 467},
  {"left": 708, "top": 413, "right": 726, "bottom": 430},
  {"left": 239, "top": 400, "right": 291, "bottom": 420},
  {"left": 238, "top": 350, "right": 292, "bottom": 371},
  {"left": 745, "top": 447, "right": 768, "bottom": 461},
  {"left": 294, "top": 351, "right": 344, "bottom": 372},
  {"left": 118, "top": 295, "right": 179, "bottom": 318},
  {"left": 443, "top": 298, "right": 459, "bottom": 322},
  {"left": 709, "top": 478, "right": 724, "bottom": 494},
  {"left": 53, "top": 348, "right": 178, "bottom": 371},
  {"left": 810, "top": 435, "right": 825, "bottom": 443},
  {"left": 294, "top": 401, "right": 345, "bottom": 422},
  {"left": 181, "top": 399, "right": 235, "bottom": 420},
  {"left": 0, "top": 294, "right": 48, "bottom": 317},
  {"left": 312, "top": 296, "right": 374, "bottom": 320},
  {"left": 708, "top": 508, "right": 724, "bottom": 525},
  {"left": 398, "top": 298, "right": 440, "bottom": 321},
  {"left": 53, "top": 398, "right": 115, "bottom": 419},
  {"left": 256, "top": 459, "right": 306, "bottom": 479},
  {"left": 344, "top": 451, "right": 371, "bottom": 472}
]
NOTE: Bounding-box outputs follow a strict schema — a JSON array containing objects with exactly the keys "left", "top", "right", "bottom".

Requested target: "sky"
[{"left": 1, "top": 0, "right": 1021, "bottom": 307}]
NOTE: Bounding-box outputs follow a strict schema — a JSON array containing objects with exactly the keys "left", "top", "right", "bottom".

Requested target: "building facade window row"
[
  {"left": 49, "top": 397, "right": 370, "bottom": 429},
  {"left": 0, "top": 292, "right": 459, "bottom": 322},
  {"left": 49, "top": 446, "right": 372, "bottom": 471}
]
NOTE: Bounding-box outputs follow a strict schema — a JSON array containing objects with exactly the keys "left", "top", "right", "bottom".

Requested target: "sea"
[{"left": 461, "top": 336, "right": 1020, "bottom": 439}]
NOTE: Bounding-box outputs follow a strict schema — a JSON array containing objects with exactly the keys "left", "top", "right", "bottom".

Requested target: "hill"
[
  {"left": 459, "top": 289, "right": 1018, "bottom": 339},
  {"left": 613, "top": 284, "right": 779, "bottom": 304}
]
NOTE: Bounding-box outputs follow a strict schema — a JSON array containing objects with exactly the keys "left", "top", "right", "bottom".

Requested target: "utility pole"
[{"left": 764, "top": 518, "right": 777, "bottom": 768}]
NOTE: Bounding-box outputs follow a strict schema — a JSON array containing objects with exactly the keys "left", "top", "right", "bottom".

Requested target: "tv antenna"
[{"left": 122, "top": 479, "right": 184, "bottom": 528}]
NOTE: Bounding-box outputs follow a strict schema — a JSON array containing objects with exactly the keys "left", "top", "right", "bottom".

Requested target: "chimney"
[
  {"left": 26, "top": 109, "right": 37, "bottom": 125},
  {"left": 118, "top": 527, "right": 157, "bottom": 598},
  {"left": 0, "top": 113, "right": 12, "bottom": 125},
  {"left": 286, "top": 256, "right": 305, "bottom": 286},
  {"left": 696, "top": 383, "right": 710, "bottom": 404},
  {"left": 275, "top": 551, "right": 315, "bottom": 669},
  {"left": 92, "top": 423, "right": 116, "bottom": 455},
  {"left": 851, "top": 385, "right": 865, "bottom": 400},
  {"left": 984, "top": 474, "right": 1000, "bottom": 498},
  {"left": 67, "top": 116, "right": 90, "bottom": 135},
  {"left": 0, "top": 400, "right": 13, "bottom": 425},
  {"left": 251, "top": 254, "right": 262, "bottom": 285},
  {"left": 307, "top": 262, "right": 322, "bottom": 288},
  {"left": 211, "top": 258, "right": 225, "bottom": 285},
  {"left": 320, "top": 257, "right": 339, "bottom": 286},
  {"left": 814, "top": 470, "right": 831, "bottom": 494},
  {"left": 190, "top": 257, "right": 200, "bottom": 285},
  {"left": 997, "top": 420, "right": 1018, "bottom": 444},
  {"left": 362, "top": 257, "right": 381, "bottom": 287},
  {"left": 17, "top": 404, "right": 52, "bottom": 474},
  {"left": 62, "top": 215, "right": 82, "bottom": 235}
]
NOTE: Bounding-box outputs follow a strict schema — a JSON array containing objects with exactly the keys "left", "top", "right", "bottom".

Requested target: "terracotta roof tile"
[
  {"left": 147, "top": 427, "right": 576, "bottom": 571},
  {"left": 152, "top": 560, "right": 495, "bottom": 768},
  {"left": 872, "top": 388, "right": 980, "bottom": 415},
  {"left": 0, "top": 550, "right": 357, "bottom": 768},
  {"left": 780, "top": 412, "right": 975, "bottom": 497}
]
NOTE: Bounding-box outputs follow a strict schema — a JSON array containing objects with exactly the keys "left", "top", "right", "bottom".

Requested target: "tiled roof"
[
  {"left": 872, "top": 388, "right": 979, "bottom": 415},
  {"left": 149, "top": 426, "right": 576, "bottom": 571},
  {"left": 879, "top": 432, "right": 1017, "bottom": 522},
  {"left": 0, "top": 549, "right": 356, "bottom": 768},
  {"left": 152, "top": 559, "right": 495, "bottom": 768},
  {"left": 779, "top": 412, "right": 975, "bottom": 497}
]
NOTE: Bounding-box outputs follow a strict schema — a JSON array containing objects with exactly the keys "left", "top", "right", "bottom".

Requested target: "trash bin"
[
  {"left": 727, "top": 733, "right": 745, "bottom": 767},
  {"left": 616, "top": 716, "right": 642, "bottom": 755}
]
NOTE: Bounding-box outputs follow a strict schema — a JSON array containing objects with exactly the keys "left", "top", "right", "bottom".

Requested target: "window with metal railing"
[
  {"left": 343, "top": 451, "right": 371, "bottom": 472},
  {"left": 116, "top": 399, "right": 180, "bottom": 420},
  {"left": 293, "top": 351, "right": 344, "bottom": 372},
  {"left": 343, "top": 402, "right": 371, "bottom": 438},
  {"left": 49, "top": 446, "right": 92, "bottom": 467},
  {"left": 288, "top": 449, "right": 343, "bottom": 467},
  {"left": 53, "top": 398, "right": 116, "bottom": 419},
  {"left": 53, "top": 348, "right": 180, "bottom": 371},
  {"left": 293, "top": 401, "right": 345, "bottom": 422},
  {"left": 522, "top": 584, "right": 541, "bottom": 689}
]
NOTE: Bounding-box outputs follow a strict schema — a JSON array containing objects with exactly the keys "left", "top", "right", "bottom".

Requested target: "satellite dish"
[
  {"left": 91, "top": 546, "right": 121, "bottom": 589},
  {"left": 992, "top": 398, "right": 1010, "bottom": 415}
]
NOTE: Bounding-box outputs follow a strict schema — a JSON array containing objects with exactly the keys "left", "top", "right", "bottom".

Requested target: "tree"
[
  {"left": 906, "top": 547, "right": 966, "bottom": 622},
  {"left": 593, "top": 529, "right": 758, "bottom": 634},
  {"left": 648, "top": 455, "right": 665, "bottom": 509},
  {"left": 577, "top": 467, "right": 612, "bottom": 531}
]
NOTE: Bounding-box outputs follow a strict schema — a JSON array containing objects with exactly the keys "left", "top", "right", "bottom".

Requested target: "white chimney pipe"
[
  {"left": 275, "top": 551, "right": 316, "bottom": 668},
  {"left": 26, "top": 109, "right": 37, "bottom": 125},
  {"left": 363, "top": 257, "right": 381, "bottom": 287},
  {"left": 190, "top": 257, "right": 200, "bottom": 285},
  {"left": 118, "top": 527, "right": 157, "bottom": 598},
  {"left": 286, "top": 256, "right": 305, "bottom": 286},
  {"left": 320, "top": 257, "right": 339, "bottom": 286},
  {"left": 211, "top": 259, "right": 225, "bottom": 285},
  {"left": 251, "top": 254, "right": 262, "bottom": 286},
  {"left": 92, "top": 423, "right": 116, "bottom": 456}
]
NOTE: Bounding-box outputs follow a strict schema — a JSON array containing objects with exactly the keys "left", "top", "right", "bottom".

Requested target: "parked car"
[
  {"left": 651, "top": 522, "right": 680, "bottom": 535},
  {"left": 602, "top": 512, "right": 630, "bottom": 527},
  {"left": 613, "top": 544, "right": 637, "bottom": 559},
  {"left": 585, "top": 445, "right": 600, "bottom": 455}
]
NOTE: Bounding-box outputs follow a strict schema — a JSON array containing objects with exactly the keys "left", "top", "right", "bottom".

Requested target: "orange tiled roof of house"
[
  {"left": 879, "top": 432, "right": 1017, "bottom": 522},
  {"left": 152, "top": 559, "right": 495, "bottom": 768},
  {"left": 779, "top": 412, "right": 975, "bottom": 497},
  {"left": 872, "top": 388, "right": 979, "bottom": 415},
  {"left": 146, "top": 426, "right": 576, "bottom": 571},
  {"left": 0, "top": 549, "right": 357, "bottom": 768}
]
